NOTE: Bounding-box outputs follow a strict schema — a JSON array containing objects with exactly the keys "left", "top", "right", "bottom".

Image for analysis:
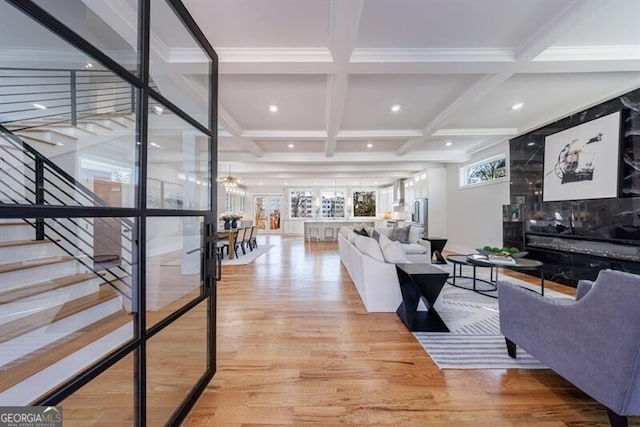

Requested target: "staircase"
[{"left": 0, "top": 66, "right": 140, "bottom": 405}]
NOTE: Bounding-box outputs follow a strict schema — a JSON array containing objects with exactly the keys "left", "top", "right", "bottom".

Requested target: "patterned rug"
[{"left": 413, "top": 268, "right": 571, "bottom": 369}]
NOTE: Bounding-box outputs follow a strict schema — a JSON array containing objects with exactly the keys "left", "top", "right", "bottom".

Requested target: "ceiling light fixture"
[
  {"left": 268, "top": 104, "right": 278, "bottom": 113},
  {"left": 445, "top": 141, "right": 453, "bottom": 146},
  {"left": 527, "top": 142, "right": 535, "bottom": 146},
  {"left": 33, "top": 103, "right": 47, "bottom": 110},
  {"left": 511, "top": 102, "right": 524, "bottom": 110},
  {"left": 390, "top": 104, "right": 401, "bottom": 113},
  {"left": 366, "top": 143, "right": 373, "bottom": 148},
  {"left": 149, "top": 142, "right": 162, "bottom": 148},
  {"left": 154, "top": 106, "right": 164, "bottom": 114},
  {"left": 83, "top": 62, "right": 93, "bottom": 69},
  {"left": 288, "top": 143, "right": 294, "bottom": 148},
  {"left": 217, "top": 164, "right": 239, "bottom": 191}
]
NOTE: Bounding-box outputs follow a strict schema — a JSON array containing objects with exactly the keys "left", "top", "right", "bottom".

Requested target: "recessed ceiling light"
[
  {"left": 527, "top": 142, "right": 535, "bottom": 146},
  {"left": 390, "top": 104, "right": 401, "bottom": 113},
  {"left": 154, "top": 106, "right": 163, "bottom": 114},
  {"left": 511, "top": 102, "right": 524, "bottom": 110},
  {"left": 260, "top": 182, "right": 264, "bottom": 186},
  {"left": 268, "top": 104, "right": 278, "bottom": 113},
  {"left": 56, "top": 142, "right": 64, "bottom": 146},
  {"left": 149, "top": 142, "right": 162, "bottom": 148},
  {"left": 288, "top": 143, "right": 294, "bottom": 148},
  {"left": 33, "top": 103, "right": 47, "bottom": 110},
  {"left": 284, "top": 182, "right": 288, "bottom": 186},
  {"left": 366, "top": 143, "right": 373, "bottom": 148},
  {"left": 445, "top": 141, "right": 453, "bottom": 147}
]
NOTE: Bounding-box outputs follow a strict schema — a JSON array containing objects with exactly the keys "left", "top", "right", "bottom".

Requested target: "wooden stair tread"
[
  {"left": 11, "top": 134, "right": 58, "bottom": 146},
  {"left": 0, "top": 309, "right": 131, "bottom": 393},
  {"left": 0, "top": 273, "right": 96, "bottom": 304},
  {"left": 0, "top": 256, "right": 75, "bottom": 274},
  {"left": 0, "top": 221, "right": 29, "bottom": 227},
  {"left": 0, "top": 286, "right": 121, "bottom": 344},
  {"left": 0, "top": 239, "right": 57, "bottom": 249}
]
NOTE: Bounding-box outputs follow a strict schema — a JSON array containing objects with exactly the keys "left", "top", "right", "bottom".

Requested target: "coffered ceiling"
[{"left": 183, "top": 0, "right": 640, "bottom": 187}]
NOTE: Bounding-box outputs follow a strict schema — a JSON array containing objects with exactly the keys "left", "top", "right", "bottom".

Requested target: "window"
[
  {"left": 460, "top": 154, "right": 507, "bottom": 187},
  {"left": 290, "top": 191, "right": 313, "bottom": 218},
  {"left": 353, "top": 191, "right": 376, "bottom": 217},
  {"left": 321, "top": 191, "right": 345, "bottom": 218}
]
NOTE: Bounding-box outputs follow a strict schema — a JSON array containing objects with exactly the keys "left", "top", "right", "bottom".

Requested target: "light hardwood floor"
[{"left": 183, "top": 235, "right": 638, "bottom": 426}]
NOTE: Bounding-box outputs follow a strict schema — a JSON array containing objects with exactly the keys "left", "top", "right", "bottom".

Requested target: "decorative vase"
[
  {"left": 224, "top": 220, "right": 231, "bottom": 230},
  {"left": 231, "top": 220, "right": 238, "bottom": 229}
]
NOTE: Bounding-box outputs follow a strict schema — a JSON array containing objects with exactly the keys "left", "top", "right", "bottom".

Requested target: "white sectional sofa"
[{"left": 338, "top": 225, "right": 435, "bottom": 312}]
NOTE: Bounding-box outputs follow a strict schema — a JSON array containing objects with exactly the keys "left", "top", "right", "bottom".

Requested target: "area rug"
[
  {"left": 413, "top": 267, "right": 572, "bottom": 370},
  {"left": 221, "top": 244, "right": 274, "bottom": 265}
]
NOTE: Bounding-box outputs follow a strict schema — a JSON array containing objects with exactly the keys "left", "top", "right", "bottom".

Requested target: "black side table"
[
  {"left": 423, "top": 237, "right": 448, "bottom": 264},
  {"left": 395, "top": 263, "right": 450, "bottom": 332}
]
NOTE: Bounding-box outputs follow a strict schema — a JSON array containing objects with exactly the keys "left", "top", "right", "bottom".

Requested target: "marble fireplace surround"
[{"left": 507, "top": 87, "right": 640, "bottom": 286}]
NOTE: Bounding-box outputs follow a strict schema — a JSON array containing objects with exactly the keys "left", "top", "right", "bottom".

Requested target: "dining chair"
[
  {"left": 248, "top": 226, "right": 258, "bottom": 249},
  {"left": 242, "top": 226, "right": 253, "bottom": 251},
  {"left": 234, "top": 227, "right": 247, "bottom": 257}
]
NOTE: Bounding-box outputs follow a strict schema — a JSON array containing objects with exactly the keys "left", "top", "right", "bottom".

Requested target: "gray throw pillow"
[
  {"left": 353, "top": 227, "right": 369, "bottom": 237},
  {"left": 390, "top": 225, "right": 411, "bottom": 243}
]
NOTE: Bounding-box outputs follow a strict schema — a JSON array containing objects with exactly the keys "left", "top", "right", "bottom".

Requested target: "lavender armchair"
[{"left": 498, "top": 269, "right": 640, "bottom": 427}]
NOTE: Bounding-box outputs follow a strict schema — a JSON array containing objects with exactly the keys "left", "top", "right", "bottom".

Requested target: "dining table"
[{"left": 217, "top": 228, "right": 239, "bottom": 260}]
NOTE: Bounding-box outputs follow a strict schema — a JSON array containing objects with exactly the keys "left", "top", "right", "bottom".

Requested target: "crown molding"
[
  {"left": 534, "top": 45, "right": 640, "bottom": 62},
  {"left": 350, "top": 48, "right": 515, "bottom": 63}
]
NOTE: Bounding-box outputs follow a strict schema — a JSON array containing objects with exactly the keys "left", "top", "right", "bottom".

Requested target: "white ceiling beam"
[
  {"left": 433, "top": 128, "right": 518, "bottom": 137},
  {"left": 241, "top": 130, "right": 328, "bottom": 140},
  {"left": 337, "top": 129, "right": 422, "bottom": 139},
  {"left": 396, "top": 73, "right": 512, "bottom": 156},
  {"left": 218, "top": 107, "right": 264, "bottom": 158},
  {"left": 324, "top": 0, "right": 365, "bottom": 157},
  {"left": 515, "top": 0, "right": 610, "bottom": 62},
  {"left": 218, "top": 150, "right": 468, "bottom": 164},
  {"left": 350, "top": 48, "right": 515, "bottom": 63}
]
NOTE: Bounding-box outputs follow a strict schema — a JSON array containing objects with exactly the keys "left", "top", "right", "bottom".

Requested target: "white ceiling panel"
[
  {"left": 416, "top": 137, "right": 493, "bottom": 153},
  {"left": 444, "top": 72, "right": 640, "bottom": 130},
  {"left": 341, "top": 74, "right": 481, "bottom": 130},
  {"left": 183, "top": 0, "right": 330, "bottom": 48},
  {"left": 218, "top": 139, "right": 245, "bottom": 152},
  {"left": 549, "top": 0, "right": 640, "bottom": 47},
  {"left": 356, "top": 0, "right": 574, "bottom": 48},
  {"left": 219, "top": 74, "right": 327, "bottom": 130},
  {"left": 254, "top": 140, "right": 325, "bottom": 153}
]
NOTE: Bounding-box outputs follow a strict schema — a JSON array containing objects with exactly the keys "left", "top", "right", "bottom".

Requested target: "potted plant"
[
  {"left": 230, "top": 213, "right": 242, "bottom": 229},
  {"left": 220, "top": 213, "right": 233, "bottom": 229}
]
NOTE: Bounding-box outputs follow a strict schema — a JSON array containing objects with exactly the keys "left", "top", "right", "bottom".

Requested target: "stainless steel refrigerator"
[{"left": 413, "top": 198, "right": 428, "bottom": 237}]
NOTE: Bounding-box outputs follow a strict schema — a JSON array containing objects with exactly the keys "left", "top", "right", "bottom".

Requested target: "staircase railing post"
[
  {"left": 35, "top": 156, "right": 45, "bottom": 240},
  {"left": 70, "top": 70, "right": 77, "bottom": 127}
]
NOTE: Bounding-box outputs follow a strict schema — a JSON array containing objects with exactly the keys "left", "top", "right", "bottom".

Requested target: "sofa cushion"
[
  {"left": 354, "top": 235, "right": 385, "bottom": 262},
  {"left": 346, "top": 230, "right": 358, "bottom": 243},
  {"left": 390, "top": 225, "right": 411, "bottom": 243},
  {"left": 371, "top": 229, "right": 381, "bottom": 242},
  {"left": 408, "top": 225, "right": 424, "bottom": 243},
  {"left": 379, "top": 234, "right": 407, "bottom": 264},
  {"left": 339, "top": 226, "right": 351, "bottom": 237},
  {"left": 402, "top": 242, "right": 428, "bottom": 254}
]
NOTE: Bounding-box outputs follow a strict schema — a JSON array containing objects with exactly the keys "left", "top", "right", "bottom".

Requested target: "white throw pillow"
[
  {"left": 378, "top": 234, "right": 408, "bottom": 264},
  {"left": 354, "top": 235, "right": 385, "bottom": 262},
  {"left": 347, "top": 231, "right": 358, "bottom": 243}
]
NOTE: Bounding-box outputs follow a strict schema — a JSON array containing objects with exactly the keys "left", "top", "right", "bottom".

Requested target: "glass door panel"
[{"left": 254, "top": 196, "right": 282, "bottom": 234}]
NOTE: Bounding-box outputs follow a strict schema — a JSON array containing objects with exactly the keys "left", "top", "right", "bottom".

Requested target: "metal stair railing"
[{"left": 0, "top": 124, "right": 133, "bottom": 303}]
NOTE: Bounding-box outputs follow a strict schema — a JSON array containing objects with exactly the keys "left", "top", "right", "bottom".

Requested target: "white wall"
[
  {"left": 445, "top": 142, "right": 510, "bottom": 254},
  {"left": 427, "top": 167, "right": 447, "bottom": 238}
]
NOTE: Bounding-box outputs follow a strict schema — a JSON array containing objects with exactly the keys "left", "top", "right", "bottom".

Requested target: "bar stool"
[
  {"left": 307, "top": 226, "right": 320, "bottom": 242},
  {"left": 323, "top": 227, "right": 335, "bottom": 241}
]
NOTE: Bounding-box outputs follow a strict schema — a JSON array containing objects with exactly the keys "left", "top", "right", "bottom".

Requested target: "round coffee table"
[
  {"left": 466, "top": 254, "right": 545, "bottom": 296},
  {"left": 445, "top": 254, "right": 498, "bottom": 296}
]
